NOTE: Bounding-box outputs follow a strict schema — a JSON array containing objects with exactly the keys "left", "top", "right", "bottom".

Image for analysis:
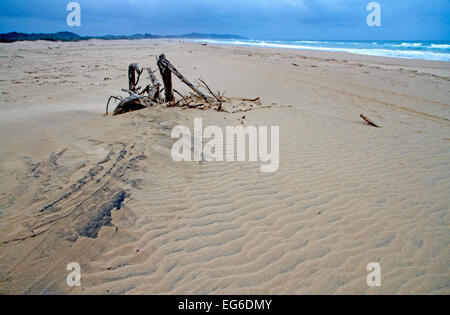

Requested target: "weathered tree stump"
[
  {"left": 157, "top": 54, "right": 174, "bottom": 102},
  {"left": 158, "top": 54, "right": 213, "bottom": 104},
  {"left": 128, "top": 63, "right": 142, "bottom": 92},
  {"left": 145, "top": 67, "right": 162, "bottom": 102}
]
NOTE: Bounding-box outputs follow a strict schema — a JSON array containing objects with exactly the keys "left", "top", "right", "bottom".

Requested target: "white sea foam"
[
  {"left": 399, "top": 42, "right": 423, "bottom": 47},
  {"left": 295, "top": 40, "right": 327, "bottom": 44},
  {"left": 431, "top": 44, "right": 450, "bottom": 49},
  {"left": 198, "top": 39, "right": 450, "bottom": 61}
]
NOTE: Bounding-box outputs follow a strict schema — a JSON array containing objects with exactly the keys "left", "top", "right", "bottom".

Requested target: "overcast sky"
[{"left": 0, "top": 0, "right": 449, "bottom": 40}]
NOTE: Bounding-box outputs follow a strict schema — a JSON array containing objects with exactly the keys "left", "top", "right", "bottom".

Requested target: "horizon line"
[{"left": 1, "top": 31, "right": 449, "bottom": 42}]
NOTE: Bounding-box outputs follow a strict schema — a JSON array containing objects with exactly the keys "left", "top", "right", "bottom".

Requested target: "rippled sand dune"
[{"left": 0, "top": 40, "right": 449, "bottom": 294}]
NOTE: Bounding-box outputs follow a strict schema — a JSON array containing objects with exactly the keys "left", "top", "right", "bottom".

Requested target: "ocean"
[{"left": 198, "top": 39, "right": 450, "bottom": 62}]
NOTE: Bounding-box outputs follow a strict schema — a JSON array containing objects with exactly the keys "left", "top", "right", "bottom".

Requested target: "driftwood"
[
  {"left": 360, "top": 114, "right": 381, "bottom": 128},
  {"left": 158, "top": 54, "right": 213, "bottom": 104},
  {"left": 145, "top": 68, "right": 162, "bottom": 102},
  {"left": 106, "top": 54, "right": 262, "bottom": 115},
  {"left": 128, "top": 63, "right": 142, "bottom": 92},
  {"left": 157, "top": 54, "right": 174, "bottom": 102},
  {"left": 112, "top": 96, "right": 147, "bottom": 115}
]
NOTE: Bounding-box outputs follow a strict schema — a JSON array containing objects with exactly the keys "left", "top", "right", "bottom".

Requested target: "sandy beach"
[{"left": 0, "top": 39, "right": 449, "bottom": 294}]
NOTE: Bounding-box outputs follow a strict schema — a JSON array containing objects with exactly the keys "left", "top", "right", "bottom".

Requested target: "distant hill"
[
  {"left": 0, "top": 32, "right": 82, "bottom": 43},
  {"left": 0, "top": 31, "right": 246, "bottom": 43}
]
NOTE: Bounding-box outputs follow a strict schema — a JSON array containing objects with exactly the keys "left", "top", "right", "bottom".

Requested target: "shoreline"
[
  {"left": 2, "top": 33, "right": 449, "bottom": 62},
  {"left": 3, "top": 37, "right": 450, "bottom": 64},
  {"left": 196, "top": 39, "right": 450, "bottom": 62},
  {"left": 188, "top": 39, "right": 450, "bottom": 73}
]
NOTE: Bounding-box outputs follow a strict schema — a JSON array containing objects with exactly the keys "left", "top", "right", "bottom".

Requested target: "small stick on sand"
[{"left": 360, "top": 114, "right": 381, "bottom": 128}]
